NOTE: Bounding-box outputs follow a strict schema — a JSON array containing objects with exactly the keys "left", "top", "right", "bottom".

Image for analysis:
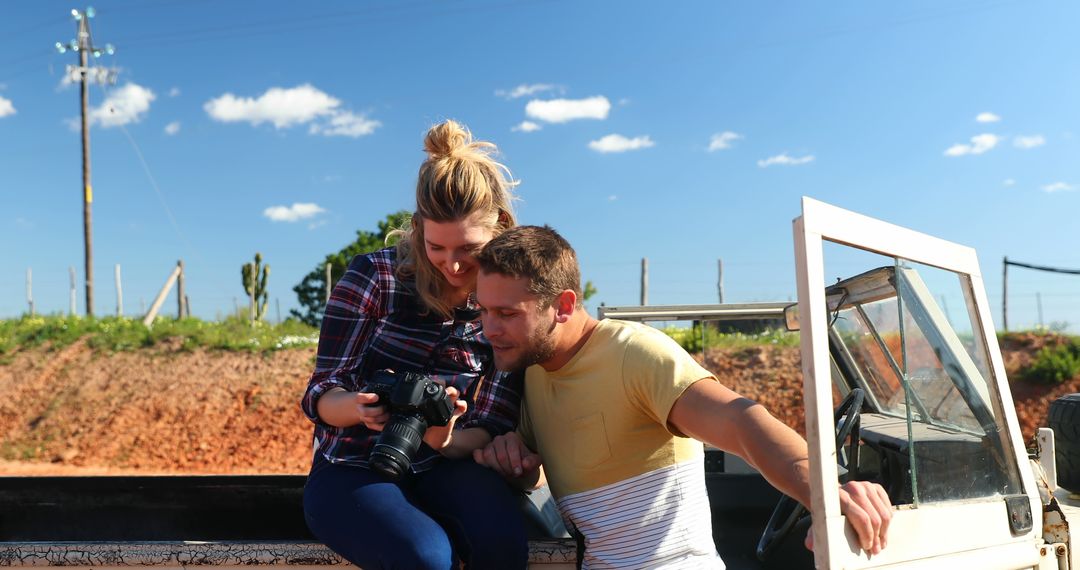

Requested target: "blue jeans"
[{"left": 303, "top": 454, "right": 528, "bottom": 570}]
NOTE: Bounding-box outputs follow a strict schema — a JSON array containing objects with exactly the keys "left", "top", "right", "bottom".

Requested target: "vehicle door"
[{"left": 793, "top": 197, "right": 1041, "bottom": 570}]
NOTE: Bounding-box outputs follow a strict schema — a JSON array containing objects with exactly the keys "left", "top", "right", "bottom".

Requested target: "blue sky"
[{"left": 1, "top": 0, "right": 1078, "bottom": 331}]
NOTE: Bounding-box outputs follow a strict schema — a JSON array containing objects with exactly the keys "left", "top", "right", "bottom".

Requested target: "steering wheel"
[{"left": 755, "top": 388, "right": 864, "bottom": 561}]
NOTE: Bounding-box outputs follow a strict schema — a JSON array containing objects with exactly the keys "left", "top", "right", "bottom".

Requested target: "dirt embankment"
[
  {"left": 0, "top": 340, "right": 314, "bottom": 475},
  {"left": 0, "top": 334, "right": 1072, "bottom": 475}
]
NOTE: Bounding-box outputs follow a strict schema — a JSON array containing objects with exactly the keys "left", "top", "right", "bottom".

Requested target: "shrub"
[{"left": 1025, "top": 342, "right": 1080, "bottom": 384}]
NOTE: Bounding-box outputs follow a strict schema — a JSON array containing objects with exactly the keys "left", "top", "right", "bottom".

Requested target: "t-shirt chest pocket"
[{"left": 571, "top": 413, "right": 612, "bottom": 469}]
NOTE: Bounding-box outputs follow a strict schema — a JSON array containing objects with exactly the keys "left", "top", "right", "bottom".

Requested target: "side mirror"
[{"left": 783, "top": 303, "right": 800, "bottom": 332}]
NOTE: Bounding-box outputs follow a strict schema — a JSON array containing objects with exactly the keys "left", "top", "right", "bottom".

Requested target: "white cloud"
[
  {"left": 608, "top": 195, "right": 618, "bottom": 201},
  {"left": 206, "top": 84, "right": 378, "bottom": 137},
  {"left": 308, "top": 110, "right": 380, "bottom": 138},
  {"left": 0, "top": 96, "right": 14, "bottom": 118},
  {"left": 976, "top": 112, "right": 1001, "bottom": 123},
  {"left": 87, "top": 83, "right": 155, "bottom": 128},
  {"left": 1013, "top": 135, "right": 1045, "bottom": 149},
  {"left": 526, "top": 96, "right": 610, "bottom": 123},
  {"left": 15, "top": 217, "right": 34, "bottom": 229},
  {"left": 943, "top": 133, "right": 999, "bottom": 156},
  {"left": 496, "top": 83, "right": 560, "bottom": 99},
  {"left": 1003, "top": 178, "right": 1016, "bottom": 187},
  {"left": 1042, "top": 182, "right": 1074, "bottom": 193},
  {"left": 205, "top": 84, "right": 340, "bottom": 129},
  {"left": 708, "top": 131, "right": 742, "bottom": 151},
  {"left": 263, "top": 203, "right": 327, "bottom": 222},
  {"left": 512, "top": 121, "right": 541, "bottom": 133},
  {"left": 164, "top": 121, "right": 180, "bottom": 135},
  {"left": 757, "top": 153, "right": 815, "bottom": 168},
  {"left": 168, "top": 87, "right": 181, "bottom": 97},
  {"left": 588, "top": 134, "right": 655, "bottom": 153}
]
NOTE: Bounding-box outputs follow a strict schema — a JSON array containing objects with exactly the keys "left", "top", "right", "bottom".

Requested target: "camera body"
[{"left": 365, "top": 369, "right": 455, "bottom": 480}]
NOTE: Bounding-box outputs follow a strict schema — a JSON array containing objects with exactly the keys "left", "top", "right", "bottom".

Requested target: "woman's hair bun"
[{"left": 423, "top": 119, "right": 474, "bottom": 160}]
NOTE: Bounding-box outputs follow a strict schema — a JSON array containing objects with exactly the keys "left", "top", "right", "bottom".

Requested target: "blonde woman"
[{"left": 301, "top": 120, "right": 527, "bottom": 570}]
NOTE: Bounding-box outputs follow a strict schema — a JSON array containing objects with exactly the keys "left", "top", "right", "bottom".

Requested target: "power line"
[
  {"left": 0, "top": 15, "right": 70, "bottom": 44},
  {"left": 1005, "top": 259, "right": 1080, "bottom": 276}
]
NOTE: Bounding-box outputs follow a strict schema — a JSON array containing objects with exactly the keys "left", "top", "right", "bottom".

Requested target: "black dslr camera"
[{"left": 365, "top": 370, "right": 455, "bottom": 480}]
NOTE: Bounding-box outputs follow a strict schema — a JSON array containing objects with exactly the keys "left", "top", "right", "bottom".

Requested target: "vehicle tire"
[{"left": 1048, "top": 394, "right": 1080, "bottom": 492}]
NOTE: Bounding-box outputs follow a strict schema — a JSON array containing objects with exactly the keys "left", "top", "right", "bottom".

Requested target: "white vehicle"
[
  {"left": 604, "top": 197, "right": 1080, "bottom": 569},
  {"left": 2, "top": 198, "right": 1077, "bottom": 569}
]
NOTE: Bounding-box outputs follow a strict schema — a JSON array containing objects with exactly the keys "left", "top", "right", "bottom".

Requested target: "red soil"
[{"left": 0, "top": 333, "right": 1072, "bottom": 475}]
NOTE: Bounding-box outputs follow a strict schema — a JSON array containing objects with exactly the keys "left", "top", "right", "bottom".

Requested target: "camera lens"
[{"left": 369, "top": 414, "right": 427, "bottom": 481}]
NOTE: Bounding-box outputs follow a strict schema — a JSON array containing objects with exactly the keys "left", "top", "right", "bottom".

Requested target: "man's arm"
[{"left": 667, "top": 378, "right": 892, "bottom": 555}]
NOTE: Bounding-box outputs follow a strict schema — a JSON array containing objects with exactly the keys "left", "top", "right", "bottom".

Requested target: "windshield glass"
[
  {"left": 822, "top": 244, "right": 1022, "bottom": 505},
  {"left": 833, "top": 288, "right": 985, "bottom": 434}
]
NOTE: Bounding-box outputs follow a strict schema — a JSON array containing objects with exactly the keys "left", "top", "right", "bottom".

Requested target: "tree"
[
  {"left": 291, "top": 211, "right": 410, "bottom": 326},
  {"left": 583, "top": 280, "right": 597, "bottom": 302}
]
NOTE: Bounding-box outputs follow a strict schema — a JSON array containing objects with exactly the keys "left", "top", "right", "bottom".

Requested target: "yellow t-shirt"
[{"left": 520, "top": 319, "right": 725, "bottom": 569}]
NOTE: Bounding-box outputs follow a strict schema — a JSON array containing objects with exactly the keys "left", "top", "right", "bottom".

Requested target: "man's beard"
[{"left": 503, "top": 319, "right": 557, "bottom": 371}]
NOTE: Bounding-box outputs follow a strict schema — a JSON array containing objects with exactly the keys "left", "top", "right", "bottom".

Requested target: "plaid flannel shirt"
[{"left": 300, "top": 247, "right": 523, "bottom": 473}]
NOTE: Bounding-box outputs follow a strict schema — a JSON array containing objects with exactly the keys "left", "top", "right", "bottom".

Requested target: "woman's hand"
[
  {"left": 423, "top": 386, "right": 468, "bottom": 451},
  {"left": 353, "top": 391, "right": 390, "bottom": 431},
  {"left": 315, "top": 387, "right": 391, "bottom": 430}
]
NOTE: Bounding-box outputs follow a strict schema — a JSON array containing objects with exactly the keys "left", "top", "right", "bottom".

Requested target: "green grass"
[
  {"left": 0, "top": 314, "right": 319, "bottom": 357},
  {"left": 660, "top": 323, "right": 799, "bottom": 354}
]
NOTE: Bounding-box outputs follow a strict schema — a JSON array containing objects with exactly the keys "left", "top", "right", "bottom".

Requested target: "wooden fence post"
[
  {"left": 69, "top": 266, "right": 77, "bottom": 316},
  {"left": 177, "top": 260, "right": 186, "bottom": 319},
  {"left": 115, "top": 264, "right": 123, "bottom": 317},
  {"left": 143, "top": 265, "right": 182, "bottom": 328},
  {"left": 325, "top": 262, "right": 332, "bottom": 304},
  {"left": 717, "top": 258, "right": 724, "bottom": 304},
  {"left": 640, "top": 258, "right": 648, "bottom": 306},
  {"left": 1002, "top": 256, "right": 1009, "bottom": 332},
  {"left": 26, "top": 268, "right": 34, "bottom": 316}
]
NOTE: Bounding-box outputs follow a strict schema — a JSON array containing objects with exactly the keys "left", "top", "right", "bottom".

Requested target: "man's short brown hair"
[{"left": 476, "top": 225, "right": 581, "bottom": 307}]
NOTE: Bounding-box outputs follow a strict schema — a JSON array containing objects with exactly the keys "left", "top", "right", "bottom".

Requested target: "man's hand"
[
  {"left": 473, "top": 432, "right": 541, "bottom": 480},
  {"left": 423, "top": 387, "right": 468, "bottom": 451},
  {"left": 805, "top": 481, "right": 892, "bottom": 554}
]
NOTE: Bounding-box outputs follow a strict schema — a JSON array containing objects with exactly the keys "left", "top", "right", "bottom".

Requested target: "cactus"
[{"left": 242, "top": 253, "right": 270, "bottom": 322}]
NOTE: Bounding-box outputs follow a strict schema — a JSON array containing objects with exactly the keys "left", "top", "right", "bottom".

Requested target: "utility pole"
[{"left": 56, "top": 8, "right": 115, "bottom": 317}]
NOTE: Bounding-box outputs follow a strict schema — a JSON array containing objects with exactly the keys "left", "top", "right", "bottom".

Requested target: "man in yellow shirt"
[{"left": 471, "top": 225, "right": 892, "bottom": 569}]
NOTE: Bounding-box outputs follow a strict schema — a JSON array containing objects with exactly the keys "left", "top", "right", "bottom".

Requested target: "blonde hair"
[{"left": 392, "top": 120, "right": 517, "bottom": 318}]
